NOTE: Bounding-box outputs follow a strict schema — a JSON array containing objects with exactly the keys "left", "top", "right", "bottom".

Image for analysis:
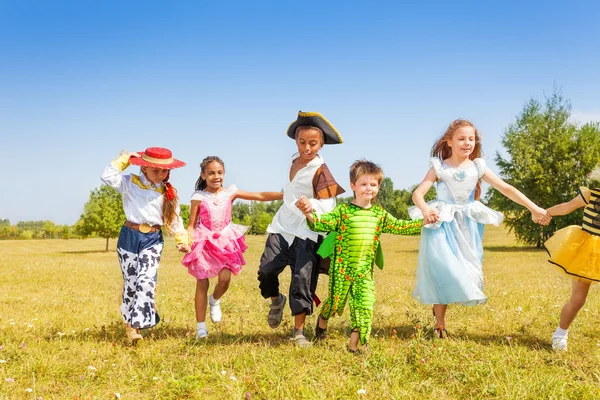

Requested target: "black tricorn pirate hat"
[{"left": 286, "top": 111, "right": 343, "bottom": 145}]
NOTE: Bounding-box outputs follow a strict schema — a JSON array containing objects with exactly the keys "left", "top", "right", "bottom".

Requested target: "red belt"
[{"left": 124, "top": 221, "right": 161, "bottom": 233}]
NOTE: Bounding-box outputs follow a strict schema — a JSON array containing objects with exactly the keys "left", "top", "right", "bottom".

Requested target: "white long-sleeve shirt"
[
  {"left": 267, "top": 153, "right": 336, "bottom": 245},
  {"left": 101, "top": 153, "right": 188, "bottom": 245}
]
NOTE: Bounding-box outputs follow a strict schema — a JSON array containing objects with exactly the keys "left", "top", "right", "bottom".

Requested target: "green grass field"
[{"left": 1, "top": 226, "right": 600, "bottom": 399}]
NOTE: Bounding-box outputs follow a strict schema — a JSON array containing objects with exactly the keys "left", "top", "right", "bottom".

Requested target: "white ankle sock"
[
  {"left": 553, "top": 327, "right": 568, "bottom": 338},
  {"left": 210, "top": 294, "right": 220, "bottom": 305},
  {"left": 197, "top": 321, "right": 207, "bottom": 331}
]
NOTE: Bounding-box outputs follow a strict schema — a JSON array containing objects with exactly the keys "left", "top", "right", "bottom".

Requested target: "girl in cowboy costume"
[{"left": 101, "top": 147, "right": 190, "bottom": 344}]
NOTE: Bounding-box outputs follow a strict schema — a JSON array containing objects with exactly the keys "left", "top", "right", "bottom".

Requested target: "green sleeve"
[
  {"left": 307, "top": 205, "right": 342, "bottom": 233},
  {"left": 381, "top": 210, "right": 422, "bottom": 236}
]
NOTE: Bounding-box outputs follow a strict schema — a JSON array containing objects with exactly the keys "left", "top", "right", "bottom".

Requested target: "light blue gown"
[{"left": 409, "top": 157, "right": 503, "bottom": 306}]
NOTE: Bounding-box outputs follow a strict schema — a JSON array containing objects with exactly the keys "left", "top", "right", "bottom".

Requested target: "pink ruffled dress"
[{"left": 182, "top": 185, "right": 249, "bottom": 279}]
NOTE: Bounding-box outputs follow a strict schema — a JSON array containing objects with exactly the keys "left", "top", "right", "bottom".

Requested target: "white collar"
[
  {"left": 291, "top": 153, "right": 325, "bottom": 166},
  {"left": 139, "top": 170, "right": 163, "bottom": 188}
]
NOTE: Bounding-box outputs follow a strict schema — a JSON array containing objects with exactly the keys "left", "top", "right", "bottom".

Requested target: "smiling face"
[
  {"left": 142, "top": 167, "right": 169, "bottom": 185},
  {"left": 295, "top": 127, "right": 324, "bottom": 163},
  {"left": 447, "top": 125, "right": 476, "bottom": 159},
  {"left": 350, "top": 174, "right": 380, "bottom": 206},
  {"left": 200, "top": 160, "right": 225, "bottom": 192}
]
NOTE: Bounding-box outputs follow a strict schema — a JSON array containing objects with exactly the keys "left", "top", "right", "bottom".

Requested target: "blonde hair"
[
  {"left": 431, "top": 119, "right": 484, "bottom": 199},
  {"left": 349, "top": 159, "right": 384, "bottom": 184},
  {"left": 141, "top": 168, "right": 179, "bottom": 234}
]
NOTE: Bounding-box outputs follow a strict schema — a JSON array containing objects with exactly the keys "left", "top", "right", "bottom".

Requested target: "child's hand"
[
  {"left": 296, "top": 196, "right": 313, "bottom": 215},
  {"left": 422, "top": 207, "right": 439, "bottom": 225},
  {"left": 177, "top": 243, "right": 190, "bottom": 253},
  {"left": 531, "top": 208, "right": 552, "bottom": 226}
]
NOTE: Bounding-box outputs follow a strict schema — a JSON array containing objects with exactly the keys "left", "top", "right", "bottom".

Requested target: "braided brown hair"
[
  {"left": 195, "top": 156, "right": 226, "bottom": 191},
  {"left": 161, "top": 170, "right": 179, "bottom": 234}
]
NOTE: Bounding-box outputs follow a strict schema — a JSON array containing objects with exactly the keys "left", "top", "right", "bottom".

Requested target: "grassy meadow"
[{"left": 1, "top": 226, "right": 600, "bottom": 399}]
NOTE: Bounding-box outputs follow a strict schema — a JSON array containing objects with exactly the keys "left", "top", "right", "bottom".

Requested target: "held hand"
[
  {"left": 177, "top": 243, "right": 191, "bottom": 253},
  {"left": 295, "top": 196, "right": 313, "bottom": 215},
  {"left": 531, "top": 208, "right": 552, "bottom": 226},
  {"left": 422, "top": 207, "right": 440, "bottom": 225}
]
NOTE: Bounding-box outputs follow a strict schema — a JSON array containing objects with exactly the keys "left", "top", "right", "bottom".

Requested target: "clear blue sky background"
[{"left": 2, "top": 1, "right": 599, "bottom": 224}]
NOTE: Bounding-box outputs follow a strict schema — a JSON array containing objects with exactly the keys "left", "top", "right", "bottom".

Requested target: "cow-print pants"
[{"left": 116, "top": 225, "right": 163, "bottom": 329}]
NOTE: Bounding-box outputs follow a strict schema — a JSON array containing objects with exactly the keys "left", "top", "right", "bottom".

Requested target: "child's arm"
[
  {"left": 412, "top": 167, "right": 440, "bottom": 225},
  {"left": 304, "top": 205, "right": 342, "bottom": 233},
  {"left": 173, "top": 206, "right": 191, "bottom": 253},
  {"left": 482, "top": 169, "right": 551, "bottom": 225},
  {"left": 382, "top": 210, "right": 423, "bottom": 236},
  {"left": 547, "top": 194, "right": 586, "bottom": 217},
  {"left": 186, "top": 200, "right": 201, "bottom": 237},
  {"left": 232, "top": 190, "right": 283, "bottom": 202},
  {"left": 101, "top": 152, "right": 140, "bottom": 193}
]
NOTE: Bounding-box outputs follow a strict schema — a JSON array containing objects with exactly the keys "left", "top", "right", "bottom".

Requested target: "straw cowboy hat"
[{"left": 129, "top": 147, "right": 186, "bottom": 169}]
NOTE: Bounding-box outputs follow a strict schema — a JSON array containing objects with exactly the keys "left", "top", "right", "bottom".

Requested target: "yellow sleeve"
[
  {"left": 174, "top": 229, "right": 193, "bottom": 247},
  {"left": 110, "top": 152, "right": 131, "bottom": 172},
  {"left": 578, "top": 186, "right": 591, "bottom": 204}
]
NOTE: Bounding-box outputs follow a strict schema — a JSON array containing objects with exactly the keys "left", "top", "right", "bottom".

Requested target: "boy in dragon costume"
[{"left": 297, "top": 160, "right": 422, "bottom": 352}]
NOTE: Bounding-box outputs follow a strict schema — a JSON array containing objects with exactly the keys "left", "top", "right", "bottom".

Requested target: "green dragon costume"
[{"left": 309, "top": 203, "right": 422, "bottom": 344}]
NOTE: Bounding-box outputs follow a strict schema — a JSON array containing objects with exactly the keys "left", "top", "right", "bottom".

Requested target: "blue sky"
[{"left": 2, "top": 1, "right": 599, "bottom": 224}]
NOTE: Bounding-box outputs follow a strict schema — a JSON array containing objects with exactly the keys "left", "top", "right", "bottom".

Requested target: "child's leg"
[
  {"left": 195, "top": 279, "right": 209, "bottom": 338},
  {"left": 208, "top": 269, "right": 231, "bottom": 323},
  {"left": 128, "top": 242, "right": 163, "bottom": 330},
  {"left": 552, "top": 279, "right": 590, "bottom": 350},
  {"left": 257, "top": 234, "right": 290, "bottom": 301},
  {"left": 212, "top": 268, "right": 232, "bottom": 300},
  {"left": 348, "top": 277, "right": 375, "bottom": 349},
  {"left": 195, "top": 279, "right": 209, "bottom": 323},
  {"left": 349, "top": 329, "right": 360, "bottom": 352},
  {"left": 433, "top": 304, "right": 448, "bottom": 330},
  {"left": 559, "top": 279, "right": 591, "bottom": 329}
]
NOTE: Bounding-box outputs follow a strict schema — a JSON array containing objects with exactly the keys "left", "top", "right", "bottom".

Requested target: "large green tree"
[
  {"left": 487, "top": 89, "right": 600, "bottom": 247},
  {"left": 77, "top": 185, "right": 126, "bottom": 251}
]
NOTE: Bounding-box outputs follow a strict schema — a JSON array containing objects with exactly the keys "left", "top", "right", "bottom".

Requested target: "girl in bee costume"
[{"left": 545, "top": 184, "right": 600, "bottom": 351}]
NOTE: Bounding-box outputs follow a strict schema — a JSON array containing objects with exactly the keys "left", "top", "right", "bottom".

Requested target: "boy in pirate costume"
[
  {"left": 297, "top": 160, "right": 422, "bottom": 352},
  {"left": 257, "top": 111, "right": 345, "bottom": 347}
]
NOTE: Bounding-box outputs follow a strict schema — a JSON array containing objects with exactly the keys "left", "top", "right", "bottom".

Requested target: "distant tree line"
[
  {"left": 4, "top": 87, "right": 598, "bottom": 250},
  {"left": 0, "top": 219, "right": 74, "bottom": 240}
]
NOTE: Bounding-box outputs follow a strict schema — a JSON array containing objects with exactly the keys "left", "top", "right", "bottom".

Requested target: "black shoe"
[{"left": 315, "top": 315, "right": 327, "bottom": 340}]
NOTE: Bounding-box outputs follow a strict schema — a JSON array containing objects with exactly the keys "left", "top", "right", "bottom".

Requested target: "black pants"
[{"left": 257, "top": 234, "right": 320, "bottom": 316}]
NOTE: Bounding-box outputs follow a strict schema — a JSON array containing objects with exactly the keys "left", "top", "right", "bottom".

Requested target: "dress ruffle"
[
  {"left": 182, "top": 222, "right": 249, "bottom": 279},
  {"left": 408, "top": 200, "right": 503, "bottom": 229},
  {"left": 545, "top": 225, "right": 600, "bottom": 283}
]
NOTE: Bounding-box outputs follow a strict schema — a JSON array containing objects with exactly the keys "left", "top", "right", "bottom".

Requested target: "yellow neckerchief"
[{"left": 131, "top": 174, "right": 165, "bottom": 194}]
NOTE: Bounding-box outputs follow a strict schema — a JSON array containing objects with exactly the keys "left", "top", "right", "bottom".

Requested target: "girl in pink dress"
[{"left": 182, "top": 156, "right": 283, "bottom": 339}]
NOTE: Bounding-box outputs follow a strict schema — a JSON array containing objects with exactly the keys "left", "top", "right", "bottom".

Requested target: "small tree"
[
  {"left": 78, "top": 185, "right": 125, "bottom": 251},
  {"left": 180, "top": 204, "right": 190, "bottom": 227},
  {"left": 487, "top": 88, "right": 600, "bottom": 247}
]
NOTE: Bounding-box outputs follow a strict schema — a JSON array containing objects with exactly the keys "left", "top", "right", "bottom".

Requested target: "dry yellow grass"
[{"left": 1, "top": 226, "right": 600, "bottom": 399}]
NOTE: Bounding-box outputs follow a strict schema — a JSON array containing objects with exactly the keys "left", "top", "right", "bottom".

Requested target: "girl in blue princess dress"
[{"left": 410, "top": 119, "right": 551, "bottom": 338}]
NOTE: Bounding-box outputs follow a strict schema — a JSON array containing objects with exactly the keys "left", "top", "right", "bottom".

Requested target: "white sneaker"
[
  {"left": 209, "top": 294, "right": 222, "bottom": 323},
  {"left": 552, "top": 336, "right": 567, "bottom": 351},
  {"left": 196, "top": 327, "right": 208, "bottom": 339}
]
